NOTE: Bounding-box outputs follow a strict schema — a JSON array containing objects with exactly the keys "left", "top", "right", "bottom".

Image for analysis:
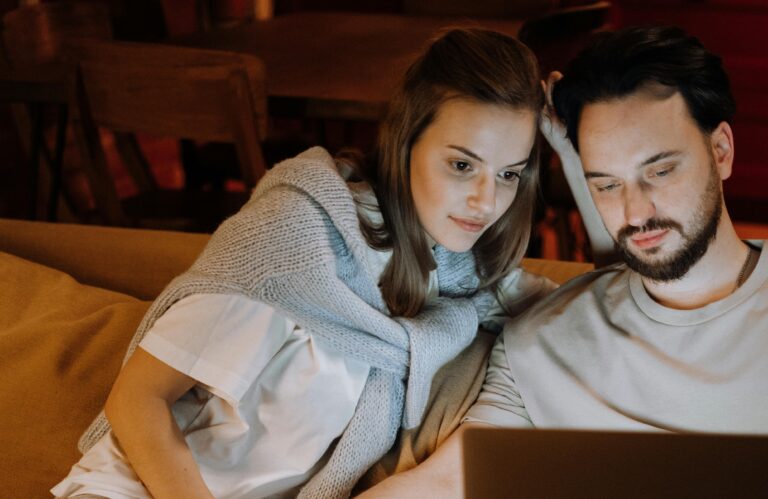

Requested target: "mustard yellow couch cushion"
[{"left": 0, "top": 251, "right": 149, "bottom": 498}]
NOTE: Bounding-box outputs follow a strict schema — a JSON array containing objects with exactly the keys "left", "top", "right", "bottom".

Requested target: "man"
[{"left": 359, "top": 25, "right": 768, "bottom": 497}]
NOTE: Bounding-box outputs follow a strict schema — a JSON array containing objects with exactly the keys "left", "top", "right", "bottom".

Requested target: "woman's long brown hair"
[{"left": 350, "top": 28, "right": 544, "bottom": 317}]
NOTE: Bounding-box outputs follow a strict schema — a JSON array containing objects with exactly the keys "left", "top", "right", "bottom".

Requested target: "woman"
[{"left": 53, "top": 28, "right": 553, "bottom": 499}]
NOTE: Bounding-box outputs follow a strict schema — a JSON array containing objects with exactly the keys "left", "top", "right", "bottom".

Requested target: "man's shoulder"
[
  {"left": 501, "top": 262, "right": 630, "bottom": 342},
  {"left": 528, "top": 262, "right": 627, "bottom": 313}
]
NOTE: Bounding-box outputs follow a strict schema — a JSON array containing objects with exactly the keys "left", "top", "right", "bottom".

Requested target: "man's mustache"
[{"left": 617, "top": 218, "right": 684, "bottom": 243}]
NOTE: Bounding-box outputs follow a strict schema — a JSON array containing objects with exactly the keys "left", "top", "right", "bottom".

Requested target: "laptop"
[{"left": 462, "top": 427, "right": 768, "bottom": 498}]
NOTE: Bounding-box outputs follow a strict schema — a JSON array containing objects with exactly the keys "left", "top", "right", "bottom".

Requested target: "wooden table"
[{"left": 170, "top": 12, "right": 524, "bottom": 121}]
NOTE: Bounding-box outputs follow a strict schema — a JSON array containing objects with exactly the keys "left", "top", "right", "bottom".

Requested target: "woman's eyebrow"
[
  {"left": 508, "top": 156, "right": 530, "bottom": 167},
  {"left": 448, "top": 145, "right": 484, "bottom": 162},
  {"left": 447, "top": 145, "right": 529, "bottom": 166}
]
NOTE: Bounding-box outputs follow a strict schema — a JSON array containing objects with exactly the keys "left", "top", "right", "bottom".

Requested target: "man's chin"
[{"left": 616, "top": 244, "right": 692, "bottom": 282}]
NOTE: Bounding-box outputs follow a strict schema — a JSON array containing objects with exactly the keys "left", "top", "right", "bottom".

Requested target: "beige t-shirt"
[{"left": 467, "top": 243, "right": 768, "bottom": 434}]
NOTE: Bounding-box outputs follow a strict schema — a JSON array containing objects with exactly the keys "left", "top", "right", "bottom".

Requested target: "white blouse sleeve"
[
  {"left": 138, "top": 293, "right": 295, "bottom": 405},
  {"left": 480, "top": 268, "right": 557, "bottom": 333}
]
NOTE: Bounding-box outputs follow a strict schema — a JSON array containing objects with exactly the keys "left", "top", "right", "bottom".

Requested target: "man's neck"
[{"left": 640, "top": 212, "right": 752, "bottom": 310}]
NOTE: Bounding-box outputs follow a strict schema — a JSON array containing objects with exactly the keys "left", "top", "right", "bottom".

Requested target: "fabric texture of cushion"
[{"left": 0, "top": 251, "right": 149, "bottom": 498}]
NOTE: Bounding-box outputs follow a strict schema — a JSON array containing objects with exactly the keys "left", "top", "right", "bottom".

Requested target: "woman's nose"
[{"left": 467, "top": 172, "right": 495, "bottom": 217}]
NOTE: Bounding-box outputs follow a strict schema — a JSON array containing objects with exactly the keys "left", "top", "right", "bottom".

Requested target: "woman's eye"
[
  {"left": 499, "top": 170, "right": 520, "bottom": 182},
  {"left": 452, "top": 160, "right": 472, "bottom": 172}
]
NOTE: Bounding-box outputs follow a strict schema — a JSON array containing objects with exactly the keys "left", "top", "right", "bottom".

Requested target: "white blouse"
[{"left": 53, "top": 293, "right": 372, "bottom": 499}]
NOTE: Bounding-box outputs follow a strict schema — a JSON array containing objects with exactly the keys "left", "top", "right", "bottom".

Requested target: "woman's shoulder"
[
  {"left": 244, "top": 147, "right": 357, "bottom": 223},
  {"left": 198, "top": 148, "right": 382, "bottom": 283},
  {"left": 259, "top": 147, "right": 344, "bottom": 190},
  {"left": 274, "top": 146, "right": 335, "bottom": 168}
]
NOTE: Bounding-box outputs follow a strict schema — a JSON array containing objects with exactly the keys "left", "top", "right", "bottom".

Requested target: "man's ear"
[{"left": 710, "top": 121, "right": 734, "bottom": 181}]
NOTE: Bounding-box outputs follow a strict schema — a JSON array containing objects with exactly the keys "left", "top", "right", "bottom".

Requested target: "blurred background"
[{"left": 1, "top": 0, "right": 766, "bottom": 261}]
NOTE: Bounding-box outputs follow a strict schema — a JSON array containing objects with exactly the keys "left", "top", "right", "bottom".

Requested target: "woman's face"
[{"left": 409, "top": 98, "right": 537, "bottom": 252}]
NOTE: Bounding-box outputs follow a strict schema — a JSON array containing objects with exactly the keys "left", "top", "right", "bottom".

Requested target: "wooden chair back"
[
  {"left": 68, "top": 40, "right": 268, "bottom": 138},
  {"left": 67, "top": 40, "right": 269, "bottom": 227}
]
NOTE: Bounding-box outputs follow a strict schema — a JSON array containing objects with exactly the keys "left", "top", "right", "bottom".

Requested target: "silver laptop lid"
[{"left": 462, "top": 426, "right": 768, "bottom": 498}]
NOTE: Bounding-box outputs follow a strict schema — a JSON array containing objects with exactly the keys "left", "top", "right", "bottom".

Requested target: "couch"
[{"left": 0, "top": 217, "right": 593, "bottom": 498}]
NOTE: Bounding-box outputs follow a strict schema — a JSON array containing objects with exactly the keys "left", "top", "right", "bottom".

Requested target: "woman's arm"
[
  {"left": 104, "top": 348, "right": 215, "bottom": 499},
  {"left": 540, "top": 72, "right": 618, "bottom": 268}
]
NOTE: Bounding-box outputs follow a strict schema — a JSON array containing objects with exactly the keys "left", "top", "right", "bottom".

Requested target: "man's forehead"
[
  {"left": 580, "top": 89, "right": 686, "bottom": 130},
  {"left": 577, "top": 91, "right": 697, "bottom": 170}
]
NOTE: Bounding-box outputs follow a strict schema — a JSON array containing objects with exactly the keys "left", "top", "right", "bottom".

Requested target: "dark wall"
[{"left": 615, "top": 0, "right": 768, "bottom": 222}]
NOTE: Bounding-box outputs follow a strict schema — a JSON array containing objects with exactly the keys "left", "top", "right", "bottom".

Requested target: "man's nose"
[
  {"left": 468, "top": 172, "right": 495, "bottom": 217},
  {"left": 623, "top": 184, "right": 655, "bottom": 228}
]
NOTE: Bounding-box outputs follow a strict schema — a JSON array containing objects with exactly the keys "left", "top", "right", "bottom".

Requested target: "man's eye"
[
  {"left": 648, "top": 163, "right": 677, "bottom": 179},
  {"left": 595, "top": 182, "right": 618, "bottom": 192}
]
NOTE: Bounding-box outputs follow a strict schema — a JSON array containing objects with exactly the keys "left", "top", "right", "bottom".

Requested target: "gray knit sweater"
[{"left": 78, "top": 147, "right": 484, "bottom": 498}]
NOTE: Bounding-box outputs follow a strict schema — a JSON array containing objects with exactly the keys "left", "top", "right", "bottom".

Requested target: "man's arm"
[
  {"left": 540, "top": 71, "right": 618, "bottom": 267},
  {"left": 357, "top": 423, "right": 486, "bottom": 498}
]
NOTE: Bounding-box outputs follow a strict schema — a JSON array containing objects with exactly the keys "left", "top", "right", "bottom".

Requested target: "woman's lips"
[
  {"left": 450, "top": 216, "right": 487, "bottom": 233},
  {"left": 631, "top": 229, "right": 669, "bottom": 250}
]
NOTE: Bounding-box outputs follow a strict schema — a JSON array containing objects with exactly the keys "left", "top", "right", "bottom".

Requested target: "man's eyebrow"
[
  {"left": 584, "top": 150, "right": 683, "bottom": 179},
  {"left": 447, "top": 145, "right": 529, "bottom": 167},
  {"left": 584, "top": 171, "right": 612, "bottom": 179},
  {"left": 639, "top": 150, "right": 682, "bottom": 167}
]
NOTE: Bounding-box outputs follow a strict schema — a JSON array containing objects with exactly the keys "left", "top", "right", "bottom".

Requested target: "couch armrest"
[
  {"left": 521, "top": 257, "right": 593, "bottom": 284},
  {"left": 0, "top": 219, "right": 594, "bottom": 299},
  {"left": 0, "top": 218, "right": 209, "bottom": 300}
]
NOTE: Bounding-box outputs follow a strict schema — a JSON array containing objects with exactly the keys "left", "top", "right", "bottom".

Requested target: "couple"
[{"left": 53, "top": 25, "right": 768, "bottom": 499}]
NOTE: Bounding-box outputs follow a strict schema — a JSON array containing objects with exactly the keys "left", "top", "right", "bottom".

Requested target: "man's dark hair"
[{"left": 552, "top": 26, "right": 735, "bottom": 151}]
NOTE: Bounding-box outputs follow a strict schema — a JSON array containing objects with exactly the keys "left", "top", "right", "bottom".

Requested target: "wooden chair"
[
  {"left": 0, "top": 1, "right": 112, "bottom": 221},
  {"left": 66, "top": 39, "right": 269, "bottom": 231}
]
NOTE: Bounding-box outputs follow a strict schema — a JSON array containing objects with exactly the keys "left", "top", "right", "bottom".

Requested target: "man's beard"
[{"left": 613, "top": 161, "right": 722, "bottom": 282}]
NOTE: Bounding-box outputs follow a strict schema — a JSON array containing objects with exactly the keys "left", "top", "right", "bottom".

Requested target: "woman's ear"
[{"left": 710, "top": 121, "right": 734, "bottom": 181}]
